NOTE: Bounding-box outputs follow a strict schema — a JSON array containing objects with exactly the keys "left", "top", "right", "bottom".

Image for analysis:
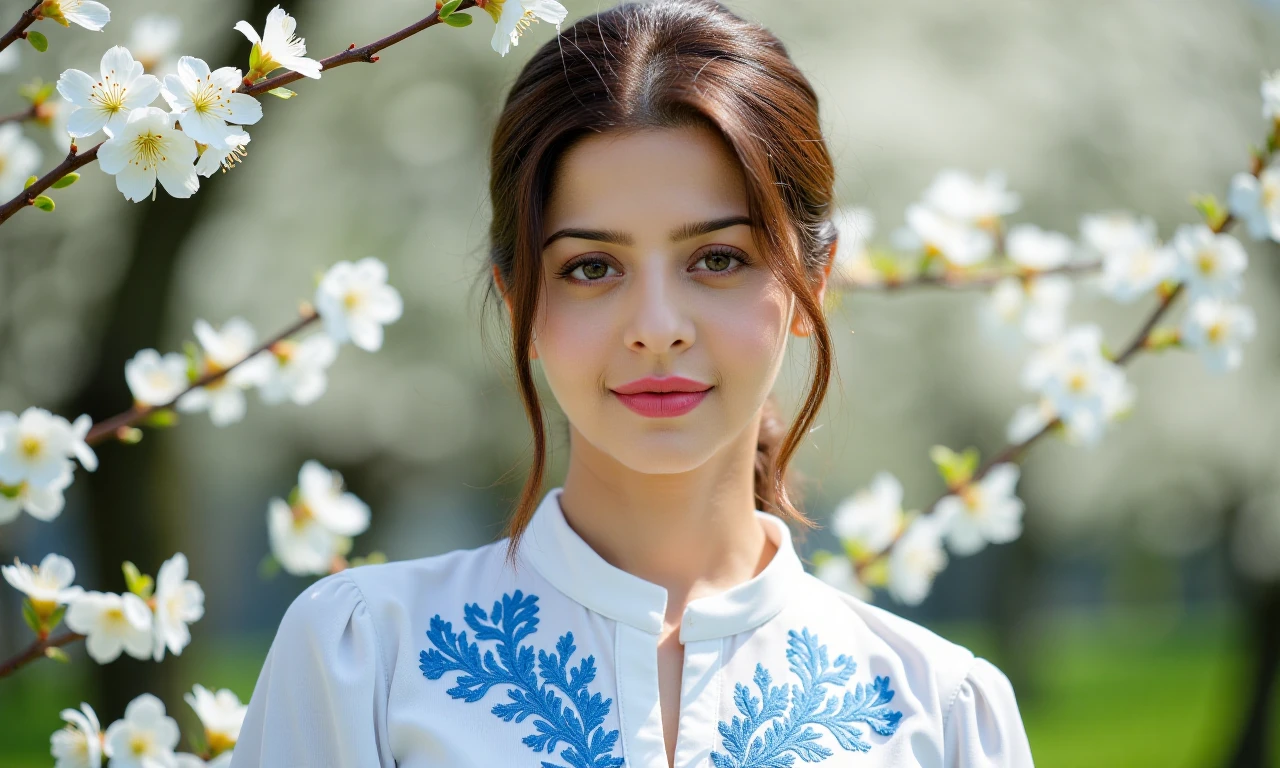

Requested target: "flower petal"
[
  {"left": 55, "top": 68, "right": 96, "bottom": 107},
  {"left": 232, "top": 20, "right": 261, "bottom": 45},
  {"left": 66, "top": 106, "right": 109, "bottom": 139},
  {"left": 224, "top": 92, "right": 262, "bottom": 125}
]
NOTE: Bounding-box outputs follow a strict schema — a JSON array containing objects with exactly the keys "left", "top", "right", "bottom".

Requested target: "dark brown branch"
[
  {"left": 0, "top": 1, "right": 42, "bottom": 56},
  {"left": 0, "top": 630, "right": 83, "bottom": 679},
  {"left": 0, "top": 103, "right": 38, "bottom": 127}
]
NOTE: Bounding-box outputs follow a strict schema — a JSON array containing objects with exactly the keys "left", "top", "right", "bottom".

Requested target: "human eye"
[
  {"left": 692, "top": 245, "right": 752, "bottom": 275},
  {"left": 555, "top": 255, "right": 620, "bottom": 283}
]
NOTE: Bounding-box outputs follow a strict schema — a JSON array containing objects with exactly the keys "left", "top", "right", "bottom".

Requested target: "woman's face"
[{"left": 523, "top": 124, "right": 829, "bottom": 476}]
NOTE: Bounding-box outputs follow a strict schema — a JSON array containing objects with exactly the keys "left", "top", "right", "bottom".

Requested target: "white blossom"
[
  {"left": 1099, "top": 242, "right": 1177, "bottom": 305},
  {"left": 50, "top": 702, "right": 103, "bottom": 768},
  {"left": 831, "top": 472, "right": 904, "bottom": 555},
  {"left": 1020, "top": 325, "right": 1134, "bottom": 447},
  {"left": 904, "top": 203, "right": 994, "bottom": 268},
  {"left": 195, "top": 135, "right": 250, "bottom": 178},
  {"left": 0, "top": 461, "right": 74, "bottom": 524},
  {"left": 42, "top": 0, "right": 111, "bottom": 32},
  {"left": 478, "top": 0, "right": 568, "bottom": 57},
  {"left": 1080, "top": 211, "right": 1158, "bottom": 260},
  {"left": 1262, "top": 69, "right": 1280, "bottom": 122},
  {"left": 830, "top": 206, "right": 879, "bottom": 286},
  {"left": 1169, "top": 224, "right": 1247, "bottom": 300},
  {"left": 125, "top": 349, "right": 190, "bottom": 406},
  {"left": 315, "top": 258, "right": 404, "bottom": 352},
  {"left": 57, "top": 47, "right": 159, "bottom": 139},
  {"left": 129, "top": 14, "right": 182, "bottom": 78},
  {"left": 937, "top": 464, "right": 1025, "bottom": 556},
  {"left": 0, "top": 45, "right": 18, "bottom": 74},
  {"left": 1180, "top": 297, "right": 1257, "bottom": 373},
  {"left": 184, "top": 685, "right": 246, "bottom": 755},
  {"left": 1228, "top": 167, "right": 1280, "bottom": 242},
  {"left": 921, "top": 169, "right": 1020, "bottom": 226},
  {"left": 1006, "top": 398, "right": 1057, "bottom": 444},
  {"left": 0, "top": 123, "right": 42, "bottom": 199},
  {"left": 257, "top": 334, "right": 339, "bottom": 406},
  {"left": 234, "top": 5, "right": 322, "bottom": 80},
  {"left": 161, "top": 56, "right": 262, "bottom": 148},
  {"left": 299, "top": 460, "right": 370, "bottom": 536},
  {"left": 96, "top": 106, "right": 199, "bottom": 202},
  {"left": 813, "top": 555, "right": 872, "bottom": 601},
  {"left": 983, "top": 274, "right": 1073, "bottom": 346},
  {"left": 64, "top": 591, "right": 153, "bottom": 664},
  {"left": 267, "top": 497, "right": 346, "bottom": 576},
  {"left": 103, "top": 694, "right": 180, "bottom": 768},
  {"left": 886, "top": 514, "right": 948, "bottom": 606},
  {"left": 1006, "top": 224, "right": 1073, "bottom": 272},
  {"left": 0, "top": 407, "right": 94, "bottom": 486},
  {"left": 151, "top": 553, "right": 204, "bottom": 661},
  {"left": 2, "top": 553, "right": 83, "bottom": 613},
  {"left": 176, "top": 318, "right": 274, "bottom": 427}
]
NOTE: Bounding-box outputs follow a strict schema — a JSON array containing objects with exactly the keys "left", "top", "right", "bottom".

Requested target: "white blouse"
[{"left": 230, "top": 486, "right": 1034, "bottom": 767}]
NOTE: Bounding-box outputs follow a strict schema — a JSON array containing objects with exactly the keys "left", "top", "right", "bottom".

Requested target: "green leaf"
[
  {"left": 267, "top": 87, "right": 296, "bottom": 99},
  {"left": 439, "top": 0, "right": 463, "bottom": 18},
  {"left": 34, "top": 81, "right": 55, "bottom": 103},
  {"left": 23, "top": 175, "right": 38, "bottom": 189},
  {"left": 47, "top": 604, "right": 67, "bottom": 631},
  {"left": 259, "top": 554, "right": 281, "bottom": 580},
  {"left": 51, "top": 172, "right": 79, "bottom": 189},
  {"left": 442, "top": 11, "right": 472, "bottom": 27},
  {"left": 44, "top": 646, "right": 70, "bottom": 663},
  {"left": 140, "top": 408, "right": 179, "bottom": 428},
  {"left": 22, "top": 599, "right": 41, "bottom": 634},
  {"left": 32, "top": 195, "right": 54, "bottom": 212},
  {"left": 122, "top": 561, "right": 154, "bottom": 599},
  {"left": 26, "top": 30, "right": 48, "bottom": 52},
  {"left": 118, "top": 426, "right": 143, "bottom": 444},
  {"left": 183, "top": 340, "right": 202, "bottom": 380},
  {"left": 286, "top": 486, "right": 301, "bottom": 508},
  {"left": 0, "top": 483, "right": 20, "bottom": 500},
  {"left": 929, "top": 444, "right": 980, "bottom": 489}
]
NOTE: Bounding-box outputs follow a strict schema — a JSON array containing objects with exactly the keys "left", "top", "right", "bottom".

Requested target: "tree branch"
[
  {"left": 0, "top": 1, "right": 42, "bottom": 56},
  {"left": 0, "top": 630, "right": 83, "bottom": 679}
]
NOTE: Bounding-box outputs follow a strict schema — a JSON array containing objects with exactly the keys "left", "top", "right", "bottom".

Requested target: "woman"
[{"left": 231, "top": 1, "right": 1034, "bottom": 765}]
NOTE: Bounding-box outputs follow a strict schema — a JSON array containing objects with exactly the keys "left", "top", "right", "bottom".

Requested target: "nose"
[{"left": 622, "top": 259, "right": 695, "bottom": 354}]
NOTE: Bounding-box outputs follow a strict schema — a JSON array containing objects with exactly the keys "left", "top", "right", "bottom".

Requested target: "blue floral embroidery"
[
  {"left": 418, "top": 590, "right": 624, "bottom": 768},
  {"left": 711, "top": 628, "right": 903, "bottom": 767}
]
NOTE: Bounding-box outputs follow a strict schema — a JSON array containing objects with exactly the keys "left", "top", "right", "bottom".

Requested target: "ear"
[
  {"left": 790, "top": 238, "right": 837, "bottom": 337},
  {"left": 493, "top": 265, "right": 539, "bottom": 360}
]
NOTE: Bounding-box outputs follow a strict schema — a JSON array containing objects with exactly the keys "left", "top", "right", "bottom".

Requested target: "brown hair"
[{"left": 482, "top": 0, "right": 838, "bottom": 560}]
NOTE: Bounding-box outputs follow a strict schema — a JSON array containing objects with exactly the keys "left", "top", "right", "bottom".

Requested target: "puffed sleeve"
[
  {"left": 943, "top": 657, "right": 1034, "bottom": 767},
  {"left": 229, "top": 571, "right": 393, "bottom": 768}
]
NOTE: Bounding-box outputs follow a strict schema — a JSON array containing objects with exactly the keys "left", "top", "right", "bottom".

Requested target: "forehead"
[{"left": 543, "top": 125, "right": 749, "bottom": 237}]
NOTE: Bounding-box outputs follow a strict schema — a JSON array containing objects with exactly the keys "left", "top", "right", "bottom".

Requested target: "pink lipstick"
[{"left": 610, "top": 376, "right": 712, "bottom": 418}]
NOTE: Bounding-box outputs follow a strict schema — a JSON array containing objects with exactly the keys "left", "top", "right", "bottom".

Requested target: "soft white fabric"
[{"left": 231, "top": 486, "right": 1034, "bottom": 767}]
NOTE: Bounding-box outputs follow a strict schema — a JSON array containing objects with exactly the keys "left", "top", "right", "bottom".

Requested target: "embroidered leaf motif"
[
  {"left": 711, "top": 628, "right": 904, "bottom": 767},
  {"left": 419, "top": 590, "right": 624, "bottom": 768}
]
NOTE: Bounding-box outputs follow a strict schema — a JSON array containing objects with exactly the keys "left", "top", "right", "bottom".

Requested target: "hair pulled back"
[{"left": 484, "top": 0, "right": 838, "bottom": 556}]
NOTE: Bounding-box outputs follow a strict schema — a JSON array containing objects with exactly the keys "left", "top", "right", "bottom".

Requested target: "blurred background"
[{"left": 1, "top": 0, "right": 1279, "bottom": 764}]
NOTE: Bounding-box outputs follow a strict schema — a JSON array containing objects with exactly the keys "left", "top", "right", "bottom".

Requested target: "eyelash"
[{"left": 554, "top": 246, "right": 752, "bottom": 283}]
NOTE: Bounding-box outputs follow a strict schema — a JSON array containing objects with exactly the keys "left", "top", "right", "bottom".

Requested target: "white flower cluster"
[
  {"left": 53, "top": 5, "right": 319, "bottom": 203},
  {"left": 815, "top": 466, "right": 1025, "bottom": 606},
  {"left": 122, "top": 257, "right": 402, "bottom": 427},
  {"left": 268, "top": 460, "right": 371, "bottom": 576},
  {"left": 49, "top": 685, "right": 246, "bottom": 768},
  {"left": 3, "top": 552, "right": 203, "bottom": 664},
  {"left": 0, "top": 408, "right": 96, "bottom": 524}
]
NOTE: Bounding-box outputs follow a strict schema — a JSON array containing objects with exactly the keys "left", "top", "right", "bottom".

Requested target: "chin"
[{"left": 601, "top": 431, "right": 723, "bottom": 475}]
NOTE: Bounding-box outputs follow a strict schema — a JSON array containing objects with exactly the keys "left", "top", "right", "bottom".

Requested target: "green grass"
[{"left": 1, "top": 611, "right": 1275, "bottom": 767}]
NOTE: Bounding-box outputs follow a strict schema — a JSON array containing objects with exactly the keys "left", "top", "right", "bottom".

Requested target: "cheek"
[
  {"left": 534, "top": 293, "right": 612, "bottom": 389},
  {"left": 701, "top": 283, "right": 793, "bottom": 374}
]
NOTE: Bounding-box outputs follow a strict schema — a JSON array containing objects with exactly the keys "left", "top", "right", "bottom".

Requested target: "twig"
[
  {"left": 0, "top": 1, "right": 475, "bottom": 226},
  {"left": 0, "top": 103, "right": 38, "bottom": 127},
  {"left": 0, "top": 630, "right": 83, "bottom": 679},
  {"left": 0, "top": 1, "right": 41, "bottom": 56},
  {"left": 84, "top": 306, "right": 319, "bottom": 446}
]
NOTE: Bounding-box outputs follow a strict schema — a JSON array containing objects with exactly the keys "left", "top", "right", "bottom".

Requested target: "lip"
[{"left": 610, "top": 376, "right": 713, "bottom": 418}]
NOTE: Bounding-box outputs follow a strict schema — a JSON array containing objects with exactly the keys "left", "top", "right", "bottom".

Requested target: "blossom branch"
[
  {"left": 0, "top": 1, "right": 42, "bottom": 56},
  {"left": 0, "top": 0, "right": 476, "bottom": 227},
  {"left": 0, "top": 103, "right": 39, "bottom": 127},
  {"left": 0, "top": 630, "right": 82, "bottom": 679},
  {"left": 835, "top": 260, "right": 1103, "bottom": 293},
  {"left": 84, "top": 305, "right": 319, "bottom": 446},
  {"left": 853, "top": 191, "right": 1250, "bottom": 582}
]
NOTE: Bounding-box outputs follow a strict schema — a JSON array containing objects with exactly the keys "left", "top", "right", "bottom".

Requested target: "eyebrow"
[{"left": 541, "top": 215, "right": 753, "bottom": 249}]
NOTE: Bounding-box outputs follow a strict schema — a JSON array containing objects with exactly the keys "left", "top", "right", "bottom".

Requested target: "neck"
[{"left": 556, "top": 415, "right": 777, "bottom": 629}]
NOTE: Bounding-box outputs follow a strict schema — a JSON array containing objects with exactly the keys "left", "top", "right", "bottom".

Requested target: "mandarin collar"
[{"left": 519, "top": 486, "right": 805, "bottom": 643}]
